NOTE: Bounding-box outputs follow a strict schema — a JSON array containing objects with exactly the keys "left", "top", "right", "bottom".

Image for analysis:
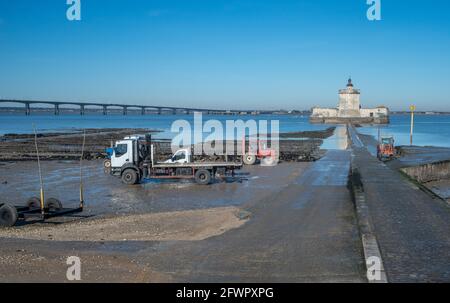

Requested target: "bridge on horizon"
[{"left": 0, "top": 99, "right": 273, "bottom": 116}]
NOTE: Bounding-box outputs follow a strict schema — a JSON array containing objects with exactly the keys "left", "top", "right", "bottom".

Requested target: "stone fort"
[{"left": 310, "top": 78, "right": 389, "bottom": 124}]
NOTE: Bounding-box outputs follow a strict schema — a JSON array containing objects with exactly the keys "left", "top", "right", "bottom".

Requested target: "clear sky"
[{"left": 0, "top": 0, "right": 449, "bottom": 111}]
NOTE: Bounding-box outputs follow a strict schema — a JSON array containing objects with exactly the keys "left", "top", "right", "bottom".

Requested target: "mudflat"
[
  {"left": 0, "top": 160, "right": 312, "bottom": 282},
  {"left": 0, "top": 127, "right": 335, "bottom": 161}
]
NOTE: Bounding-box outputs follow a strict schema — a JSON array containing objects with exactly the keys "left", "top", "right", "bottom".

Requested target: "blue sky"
[{"left": 0, "top": 0, "right": 449, "bottom": 111}]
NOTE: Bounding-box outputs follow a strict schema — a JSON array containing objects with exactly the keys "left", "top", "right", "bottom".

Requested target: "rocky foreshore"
[{"left": 0, "top": 127, "right": 335, "bottom": 162}]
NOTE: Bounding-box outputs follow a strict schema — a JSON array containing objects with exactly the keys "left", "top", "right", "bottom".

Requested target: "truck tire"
[
  {"left": 27, "top": 196, "right": 41, "bottom": 209},
  {"left": 122, "top": 169, "right": 138, "bottom": 185},
  {"left": 243, "top": 154, "right": 256, "bottom": 165},
  {"left": 45, "top": 198, "right": 63, "bottom": 211},
  {"left": 195, "top": 169, "right": 212, "bottom": 185},
  {"left": 0, "top": 204, "right": 18, "bottom": 227}
]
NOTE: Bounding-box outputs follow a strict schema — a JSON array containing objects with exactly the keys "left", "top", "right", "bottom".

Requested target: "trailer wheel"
[
  {"left": 195, "top": 169, "right": 212, "bottom": 185},
  {"left": 27, "top": 196, "right": 41, "bottom": 209},
  {"left": 243, "top": 154, "right": 256, "bottom": 165},
  {"left": 45, "top": 198, "right": 63, "bottom": 211},
  {"left": 0, "top": 204, "right": 18, "bottom": 227},
  {"left": 122, "top": 169, "right": 138, "bottom": 185}
]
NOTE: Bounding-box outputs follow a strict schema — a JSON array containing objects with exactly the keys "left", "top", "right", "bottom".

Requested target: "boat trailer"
[{"left": 0, "top": 127, "right": 86, "bottom": 227}]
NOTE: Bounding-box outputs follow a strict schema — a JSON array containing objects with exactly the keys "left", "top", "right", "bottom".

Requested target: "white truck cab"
[{"left": 110, "top": 139, "right": 134, "bottom": 168}]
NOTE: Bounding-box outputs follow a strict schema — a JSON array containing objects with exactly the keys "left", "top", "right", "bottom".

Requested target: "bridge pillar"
[
  {"left": 80, "top": 105, "right": 85, "bottom": 115},
  {"left": 54, "top": 104, "right": 60, "bottom": 115},
  {"left": 172, "top": 109, "right": 176, "bottom": 115},
  {"left": 157, "top": 108, "right": 162, "bottom": 115},
  {"left": 123, "top": 106, "right": 127, "bottom": 115},
  {"left": 102, "top": 105, "right": 107, "bottom": 115},
  {"left": 141, "top": 107, "right": 146, "bottom": 115},
  {"left": 24, "top": 103, "right": 30, "bottom": 116}
]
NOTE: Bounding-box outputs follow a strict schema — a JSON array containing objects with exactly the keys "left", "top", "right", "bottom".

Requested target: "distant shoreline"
[
  {"left": 1, "top": 107, "right": 450, "bottom": 116},
  {"left": 0, "top": 107, "right": 310, "bottom": 116}
]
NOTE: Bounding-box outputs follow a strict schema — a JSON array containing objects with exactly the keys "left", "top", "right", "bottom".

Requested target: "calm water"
[
  {"left": 1, "top": 113, "right": 450, "bottom": 147},
  {"left": 0, "top": 113, "right": 327, "bottom": 139},
  {"left": 358, "top": 115, "right": 450, "bottom": 148}
]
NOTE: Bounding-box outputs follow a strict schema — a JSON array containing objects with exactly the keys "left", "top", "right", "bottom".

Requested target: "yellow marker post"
[
  {"left": 33, "top": 125, "right": 45, "bottom": 215},
  {"left": 410, "top": 105, "right": 416, "bottom": 146},
  {"left": 79, "top": 130, "right": 86, "bottom": 209}
]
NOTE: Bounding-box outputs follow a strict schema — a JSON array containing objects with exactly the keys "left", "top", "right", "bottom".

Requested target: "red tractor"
[
  {"left": 242, "top": 137, "right": 278, "bottom": 166},
  {"left": 377, "top": 136, "right": 395, "bottom": 161}
]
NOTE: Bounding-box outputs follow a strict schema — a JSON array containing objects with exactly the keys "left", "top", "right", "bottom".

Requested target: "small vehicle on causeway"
[
  {"left": 377, "top": 136, "right": 396, "bottom": 161},
  {"left": 108, "top": 134, "right": 243, "bottom": 185}
]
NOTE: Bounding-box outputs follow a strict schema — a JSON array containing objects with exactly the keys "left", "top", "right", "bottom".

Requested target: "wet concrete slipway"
[
  {"left": 349, "top": 126, "right": 450, "bottom": 282},
  {"left": 0, "top": 126, "right": 366, "bottom": 282},
  {"left": 137, "top": 127, "right": 365, "bottom": 282}
]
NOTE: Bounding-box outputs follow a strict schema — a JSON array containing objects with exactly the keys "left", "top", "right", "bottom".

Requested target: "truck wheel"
[
  {"left": 243, "top": 154, "right": 256, "bottom": 165},
  {"left": 45, "top": 198, "right": 63, "bottom": 211},
  {"left": 103, "top": 159, "right": 111, "bottom": 168},
  {"left": 122, "top": 169, "right": 138, "bottom": 185},
  {"left": 0, "top": 204, "right": 18, "bottom": 227},
  {"left": 27, "top": 196, "right": 41, "bottom": 209},
  {"left": 195, "top": 169, "right": 212, "bottom": 185}
]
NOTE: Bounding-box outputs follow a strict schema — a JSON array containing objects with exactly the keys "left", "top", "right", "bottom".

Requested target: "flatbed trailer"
[
  {"left": 0, "top": 200, "right": 84, "bottom": 227},
  {"left": 113, "top": 160, "right": 242, "bottom": 185},
  {"left": 151, "top": 162, "right": 240, "bottom": 168},
  {"left": 147, "top": 162, "right": 241, "bottom": 182}
]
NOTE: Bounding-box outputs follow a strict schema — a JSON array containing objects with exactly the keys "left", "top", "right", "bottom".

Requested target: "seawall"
[{"left": 310, "top": 117, "right": 389, "bottom": 124}]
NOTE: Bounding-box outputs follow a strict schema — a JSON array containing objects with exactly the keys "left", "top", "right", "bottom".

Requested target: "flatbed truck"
[{"left": 108, "top": 134, "right": 242, "bottom": 185}]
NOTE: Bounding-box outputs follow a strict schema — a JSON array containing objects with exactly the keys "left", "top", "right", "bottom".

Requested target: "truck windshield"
[{"left": 115, "top": 144, "right": 128, "bottom": 157}]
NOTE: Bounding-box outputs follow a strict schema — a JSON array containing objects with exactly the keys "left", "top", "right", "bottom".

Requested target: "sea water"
[
  {"left": 358, "top": 114, "right": 450, "bottom": 148},
  {"left": 1, "top": 113, "right": 450, "bottom": 148},
  {"left": 0, "top": 113, "right": 327, "bottom": 139}
]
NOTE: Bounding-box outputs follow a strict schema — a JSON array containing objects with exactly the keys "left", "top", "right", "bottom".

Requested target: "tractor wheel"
[
  {"left": 194, "top": 169, "right": 212, "bottom": 185},
  {"left": 0, "top": 204, "right": 18, "bottom": 227},
  {"left": 122, "top": 169, "right": 138, "bottom": 185},
  {"left": 103, "top": 159, "right": 111, "bottom": 168},
  {"left": 45, "top": 198, "right": 63, "bottom": 211},
  {"left": 27, "top": 196, "right": 41, "bottom": 209},
  {"left": 243, "top": 154, "right": 256, "bottom": 165}
]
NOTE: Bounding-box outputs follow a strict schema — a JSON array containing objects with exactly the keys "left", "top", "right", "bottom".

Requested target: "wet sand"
[
  {"left": 0, "top": 160, "right": 302, "bottom": 215},
  {"left": 0, "top": 206, "right": 248, "bottom": 242},
  {"left": 0, "top": 160, "right": 310, "bottom": 282}
]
